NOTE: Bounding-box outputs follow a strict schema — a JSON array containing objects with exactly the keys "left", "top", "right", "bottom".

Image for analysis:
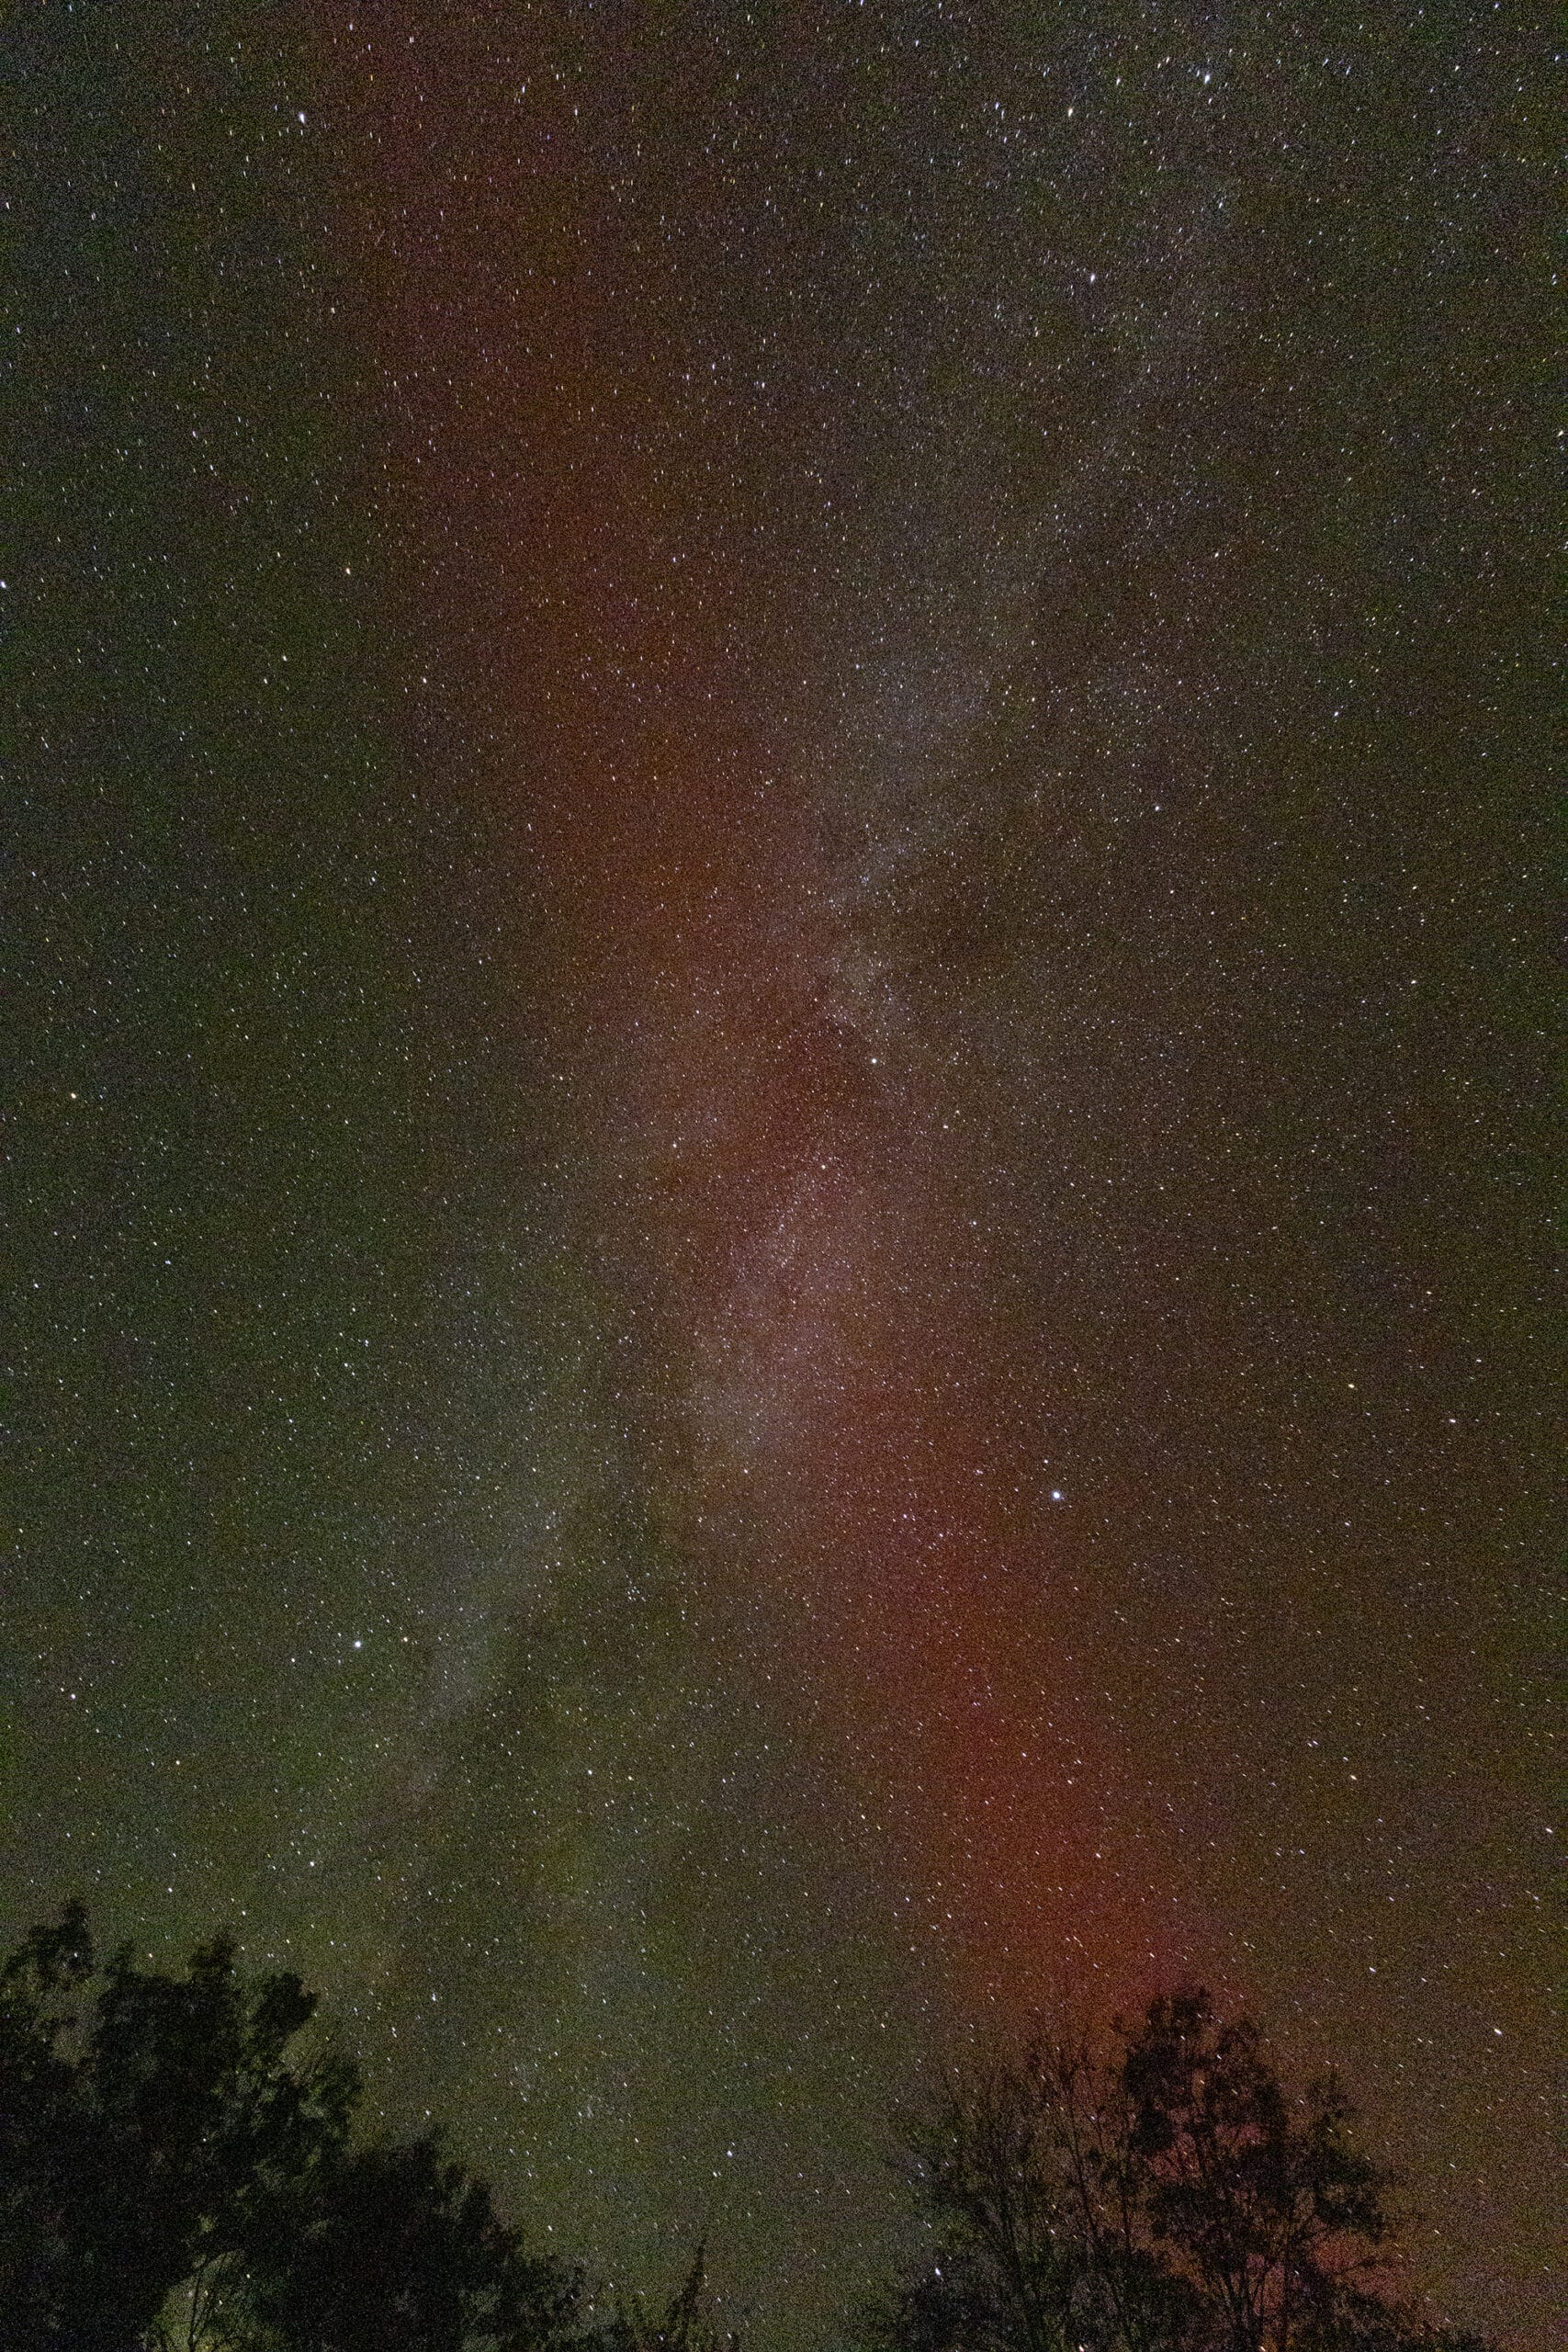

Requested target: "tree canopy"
[
  {"left": 0, "top": 1901, "right": 581, "bottom": 2351},
  {"left": 0, "top": 1908, "right": 1496, "bottom": 2352},
  {"left": 863, "top": 1986, "right": 1494, "bottom": 2352}
]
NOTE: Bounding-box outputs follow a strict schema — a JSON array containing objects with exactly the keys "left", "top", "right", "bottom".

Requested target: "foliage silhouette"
[
  {"left": 0, "top": 1903, "right": 582, "bottom": 2351},
  {"left": 863, "top": 1986, "right": 1495, "bottom": 2352},
  {"left": 1, "top": 1909, "right": 1494, "bottom": 2352},
  {"left": 224, "top": 2132, "right": 583, "bottom": 2352},
  {"left": 591, "top": 2242, "right": 742, "bottom": 2352},
  {"left": 1, "top": 1899, "right": 358, "bottom": 2349}
]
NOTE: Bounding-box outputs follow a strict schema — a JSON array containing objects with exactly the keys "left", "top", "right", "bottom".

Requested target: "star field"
[{"left": 5, "top": 7, "right": 1558, "bottom": 2346}]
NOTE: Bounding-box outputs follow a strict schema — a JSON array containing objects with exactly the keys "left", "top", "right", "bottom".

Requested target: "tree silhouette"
[
  {"left": 226, "top": 2132, "right": 584, "bottom": 2352},
  {"left": 863, "top": 1987, "right": 1493, "bottom": 2352},
  {"left": 0, "top": 1904, "right": 582, "bottom": 2352},
  {"left": 0, "top": 1899, "right": 358, "bottom": 2348},
  {"left": 1122, "top": 1990, "right": 1395, "bottom": 2352},
  {"left": 2, "top": 1908, "right": 1492, "bottom": 2352},
  {"left": 591, "top": 2242, "right": 742, "bottom": 2352}
]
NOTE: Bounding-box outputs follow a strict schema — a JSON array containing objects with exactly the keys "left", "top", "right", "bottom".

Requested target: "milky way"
[{"left": 6, "top": 9, "right": 1557, "bottom": 2346}]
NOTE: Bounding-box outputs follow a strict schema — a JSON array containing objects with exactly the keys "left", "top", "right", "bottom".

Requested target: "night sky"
[{"left": 5, "top": 6, "right": 1558, "bottom": 2346}]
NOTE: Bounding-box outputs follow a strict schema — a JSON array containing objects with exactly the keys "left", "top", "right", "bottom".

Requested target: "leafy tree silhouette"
[
  {"left": 1122, "top": 1989, "right": 1395, "bottom": 2352},
  {"left": 863, "top": 1987, "right": 1495, "bottom": 2352},
  {"left": 0, "top": 1903, "right": 582, "bottom": 2351},
  {"left": 229, "top": 2132, "right": 583, "bottom": 2352},
  {"left": 1, "top": 1898, "right": 358, "bottom": 2348},
  {"left": 4, "top": 1907, "right": 1493, "bottom": 2352}
]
